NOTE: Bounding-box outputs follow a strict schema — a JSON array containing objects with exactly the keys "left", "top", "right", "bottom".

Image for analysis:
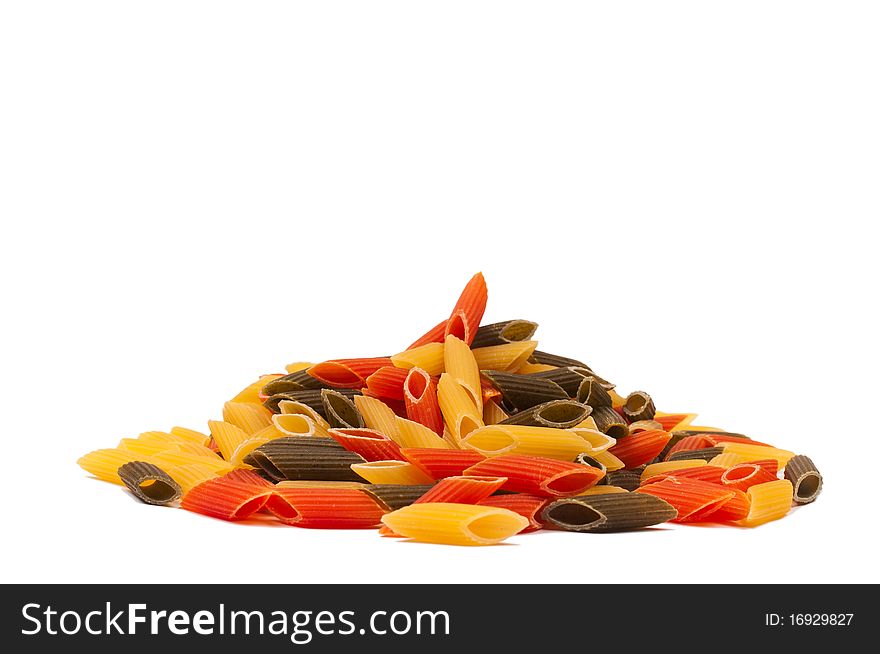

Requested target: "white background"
[{"left": 1, "top": 1, "right": 878, "bottom": 584}]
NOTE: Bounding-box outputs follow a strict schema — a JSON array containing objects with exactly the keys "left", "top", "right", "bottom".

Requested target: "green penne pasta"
[
  {"left": 525, "top": 366, "right": 593, "bottom": 396},
  {"left": 665, "top": 447, "right": 725, "bottom": 462},
  {"left": 528, "top": 350, "right": 588, "bottom": 369},
  {"left": 321, "top": 389, "right": 365, "bottom": 428},
  {"left": 599, "top": 469, "right": 642, "bottom": 491},
  {"left": 261, "top": 370, "right": 326, "bottom": 395},
  {"left": 541, "top": 493, "right": 677, "bottom": 532},
  {"left": 244, "top": 437, "right": 367, "bottom": 482},
  {"left": 622, "top": 391, "right": 656, "bottom": 422},
  {"left": 590, "top": 405, "right": 628, "bottom": 439},
  {"left": 117, "top": 461, "right": 182, "bottom": 506},
  {"left": 263, "top": 388, "right": 361, "bottom": 415},
  {"left": 361, "top": 484, "right": 435, "bottom": 511},
  {"left": 576, "top": 377, "right": 613, "bottom": 408},
  {"left": 784, "top": 454, "right": 823, "bottom": 504},
  {"left": 480, "top": 370, "right": 568, "bottom": 412},
  {"left": 470, "top": 320, "right": 539, "bottom": 348},
  {"left": 498, "top": 399, "right": 591, "bottom": 429}
]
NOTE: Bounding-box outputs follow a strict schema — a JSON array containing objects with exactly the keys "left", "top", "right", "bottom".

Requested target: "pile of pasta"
[{"left": 79, "top": 273, "right": 823, "bottom": 545}]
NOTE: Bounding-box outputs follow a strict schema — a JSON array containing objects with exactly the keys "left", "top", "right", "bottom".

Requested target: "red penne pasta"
[
  {"left": 721, "top": 463, "right": 778, "bottom": 491},
  {"left": 360, "top": 390, "right": 409, "bottom": 417},
  {"left": 222, "top": 468, "right": 274, "bottom": 487},
  {"left": 636, "top": 477, "right": 735, "bottom": 523},
  {"left": 641, "top": 465, "right": 727, "bottom": 486},
  {"left": 414, "top": 475, "right": 507, "bottom": 505},
  {"left": 328, "top": 428, "right": 404, "bottom": 462},
  {"left": 747, "top": 458, "right": 779, "bottom": 476},
  {"left": 704, "top": 433, "right": 773, "bottom": 447},
  {"left": 401, "top": 448, "right": 486, "bottom": 480},
  {"left": 463, "top": 455, "right": 604, "bottom": 498},
  {"left": 609, "top": 429, "right": 672, "bottom": 469},
  {"left": 403, "top": 368, "right": 443, "bottom": 435},
  {"left": 365, "top": 366, "right": 410, "bottom": 401},
  {"left": 407, "top": 319, "right": 447, "bottom": 350},
  {"left": 477, "top": 494, "right": 548, "bottom": 532},
  {"left": 444, "top": 272, "right": 488, "bottom": 346},
  {"left": 181, "top": 472, "right": 273, "bottom": 521},
  {"left": 691, "top": 486, "right": 750, "bottom": 522},
  {"left": 307, "top": 357, "right": 393, "bottom": 389},
  {"left": 266, "top": 488, "right": 386, "bottom": 528},
  {"left": 665, "top": 434, "right": 715, "bottom": 458}
]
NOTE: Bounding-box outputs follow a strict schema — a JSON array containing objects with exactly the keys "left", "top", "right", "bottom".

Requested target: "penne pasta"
[
  {"left": 461, "top": 424, "right": 594, "bottom": 461},
  {"left": 608, "top": 429, "right": 671, "bottom": 469},
  {"left": 482, "top": 399, "right": 509, "bottom": 425},
  {"left": 739, "top": 480, "right": 793, "bottom": 527},
  {"left": 167, "top": 464, "right": 220, "bottom": 495},
  {"left": 401, "top": 448, "right": 486, "bottom": 480},
  {"left": 636, "top": 477, "right": 737, "bottom": 523},
  {"left": 222, "top": 401, "right": 273, "bottom": 435},
  {"left": 666, "top": 446, "right": 725, "bottom": 463},
  {"left": 267, "top": 488, "right": 386, "bottom": 528},
  {"left": 514, "top": 362, "right": 557, "bottom": 374},
  {"left": 403, "top": 367, "right": 444, "bottom": 435},
  {"left": 542, "top": 493, "right": 677, "bottom": 532},
  {"left": 263, "top": 388, "right": 361, "bottom": 415},
  {"left": 524, "top": 366, "right": 592, "bottom": 397},
  {"left": 277, "top": 400, "right": 332, "bottom": 437},
  {"left": 443, "top": 272, "right": 488, "bottom": 346},
  {"left": 360, "top": 485, "right": 434, "bottom": 511},
  {"left": 437, "top": 373, "right": 484, "bottom": 445},
  {"left": 208, "top": 420, "right": 251, "bottom": 460},
  {"left": 381, "top": 503, "right": 528, "bottom": 546},
  {"left": 328, "top": 428, "right": 404, "bottom": 462},
  {"left": 307, "top": 357, "right": 393, "bottom": 389},
  {"left": 783, "top": 455, "right": 823, "bottom": 504},
  {"left": 414, "top": 475, "right": 507, "bottom": 505},
  {"left": 472, "top": 341, "right": 538, "bottom": 372},
  {"left": 232, "top": 374, "right": 284, "bottom": 403},
  {"left": 117, "top": 461, "right": 182, "bottom": 506},
  {"left": 720, "top": 463, "right": 778, "bottom": 491},
  {"left": 721, "top": 442, "right": 795, "bottom": 468},
  {"left": 354, "top": 395, "right": 401, "bottom": 442},
  {"left": 529, "top": 350, "right": 587, "bottom": 369},
  {"left": 444, "top": 335, "right": 483, "bottom": 412},
  {"left": 391, "top": 342, "right": 446, "bottom": 376},
  {"left": 499, "top": 399, "right": 590, "bottom": 429},
  {"left": 407, "top": 319, "right": 448, "bottom": 350},
  {"left": 708, "top": 452, "right": 750, "bottom": 468},
  {"left": 169, "top": 426, "right": 212, "bottom": 447},
  {"left": 181, "top": 470, "right": 274, "bottom": 521},
  {"left": 245, "top": 437, "right": 367, "bottom": 482},
  {"left": 350, "top": 460, "right": 435, "bottom": 485},
  {"left": 590, "top": 449, "right": 626, "bottom": 472},
  {"left": 600, "top": 469, "right": 643, "bottom": 491},
  {"left": 394, "top": 416, "right": 453, "bottom": 449},
  {"left": 261, "top": 370, "right": 324, "bottom": 396},
  {"left": 576, "top": 377, "right": 613, "bottom": 408},
  {"left": 477, "top": 494, "right": 548, "bottom": 532},
  {"left": 321, "top": 389, "right": 365, "bottom": 429},
  {"left": 481, "top": 370, "right": 568, "bottom": 412},
  {"left": 464, "top": 455, "right": 605, "bottom": 497},
  {"left": 472, "top": 319, "right": 539, "bottom": 348},
  {"left": 622, "top": 391, "right": 656, "bottom": 422},
  {"left": 642, "top": 466, "right": 728, "bottom": 487},
  {"left": 272, "top": 413, "right": 319, "bottom": 438},
  {"left": 590, "top": 406, "right": 629, "bottom": 440},
  {"left": 570, "top": 427, "right": 616, "bottom": 453},
  {"left": 364, "top": 366, "right": 410, "bottom": 401}
]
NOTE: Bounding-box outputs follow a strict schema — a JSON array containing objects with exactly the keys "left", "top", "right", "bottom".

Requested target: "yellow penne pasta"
[
  {"left": 390, "top": 343, "right": 445, "bottom": 376},
  {"left": 461, "top": 424, "right": 590, "bottom": 460},
  {"left": 278, "top": 400, "right": 332, "bottom": 437},
  {"left": 708, "top": 452, "right": 749, "bottom": 468},
  {"left": 739, "top": 479, "right": 793, "bottom": 527},
  {"left": 276, "top": 480, "right": 367, "bottom": 489},
  {"left": 77, "top": 449, "right": 156, "bottom": 485},
  {"left": 437, "top": 373, "right": 484, "bottom": 445},
  {"left": 640, "top": 459, "right": 706, "bottom": 483},
  {"left": 284, "top": 361, "right": 314, "bottom": 374},
  {"left": 231, "top": 374, "right": 282, "bottom": 404},
  {"left": 169, "top": 426, "right": 211, "bottom": 446},
  {"left": 608, "top": 388, "right": 627, "bottom": 409},
  {"left": 118, "top": 438, "right": 178, "bottom": 456},
  {"left": 394, "top": 416, "right": 453, "bottom": 449},
  {"left": 208, "top": 420, "right": 251, "bottom": 460},
  {"left": 350, "top": 461, "right": 434, "bottom": 485},
  {"left": 381, "top": 503, "right": 529, "bottom": 546},
  {"left": 574, "top": 416, "right": 599, "bottom": 431},
  {"left": 590, "top": 449, "right": 626, "bottom": 472},
  {"left": 151, "top": 450, "right": 234, "bottom": 474},
  {"left": 272, "top": 413, "right": 318, "bottom": 438},
  {"left": 575, "top": 485, "right": 629, "bottom": 496},
  {"left": 353, "top": 395, "right": 400, "bottom": 442},
  {"left": 482, "top": 400, "right": 509, "bottom": 425},
  {"left": 571, "top": 428, "right": 616, "bottom": 453},
  {"left": 222, "top": 401, "right": 273, "bottom": 434},
  {"left": 721, "top": 442, "right": 795, "bottom": 467},
  {"left": 167, "top": 464, "right": 219, "bottom": 495},
  {"left": 174, "top": 441, "right": 221, "bottom": 458},
  {"left": 137, "top": 431, "right": 178, "bottom": 444},
  {"left": 471, "top": 341, "right": 538, "bottom": 372},
  {"left": 515, "top": 362, "right": 556, "bottom": 374},
  {"left": 229, "top": 425, "right": 283, "bottom": 467},
  {"left": 444, "top": 335, "right": 482, "bottom": 412}
]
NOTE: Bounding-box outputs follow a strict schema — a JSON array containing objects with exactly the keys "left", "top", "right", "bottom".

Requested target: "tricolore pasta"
[{"left": 78, "top": 273, "right": 822, "bottom": 545}]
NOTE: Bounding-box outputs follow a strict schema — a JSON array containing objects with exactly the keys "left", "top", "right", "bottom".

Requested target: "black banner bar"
[{"left": 1, "top": 584, "right": 871, "bottom": 652}]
